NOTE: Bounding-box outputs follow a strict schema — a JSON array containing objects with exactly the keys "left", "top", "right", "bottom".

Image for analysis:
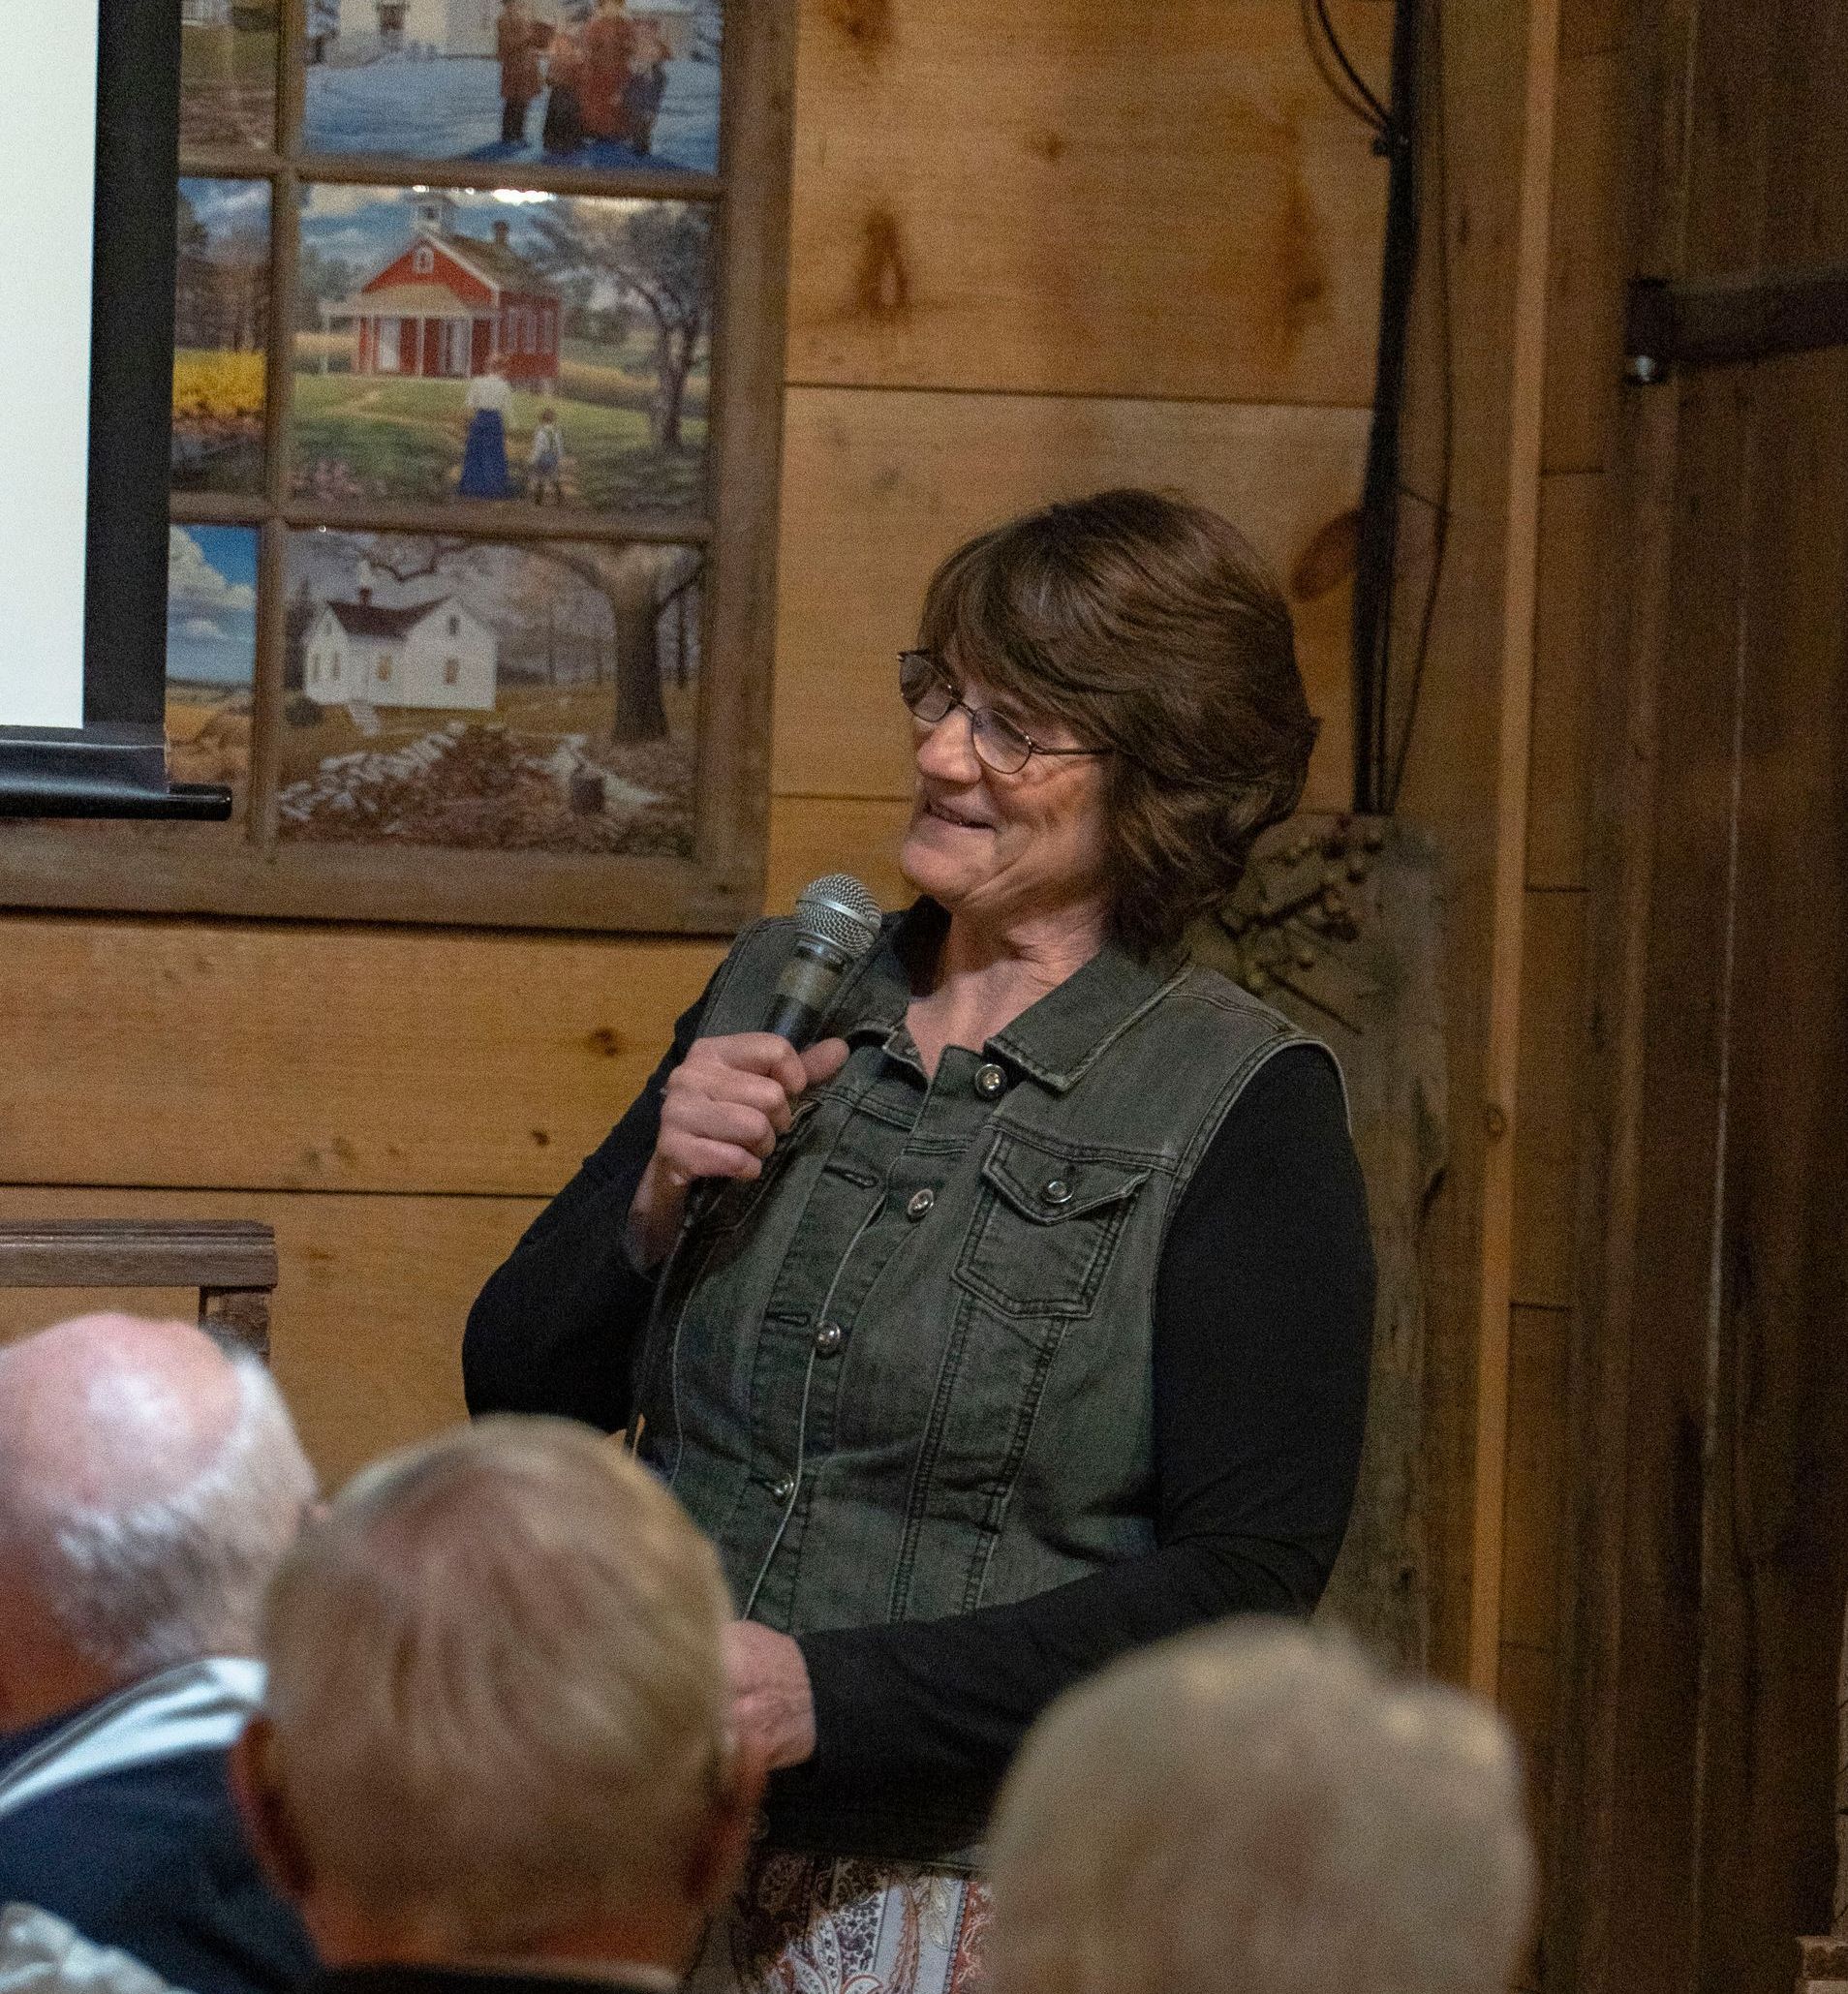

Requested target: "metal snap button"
[
  {"left": 770, "top": 1476, "right": 795, "bottom": 1503},
  {"left": 974, "top": 1062, "right": 1007, "bottom": 1100},
  {"left": 1040, "top": 1178, "right": 1073, "bottom": 1207},
  {"left": 906, "top": 1186, "right": 936, "bottom": 1220},
  {"left": 814, "top": 1322, "right": 845, "bottom": 1356}
]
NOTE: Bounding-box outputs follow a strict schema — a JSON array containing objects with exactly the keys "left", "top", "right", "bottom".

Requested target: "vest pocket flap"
[{"left": 979, "top": 1136, "right": 1149, "bottom": 1223}]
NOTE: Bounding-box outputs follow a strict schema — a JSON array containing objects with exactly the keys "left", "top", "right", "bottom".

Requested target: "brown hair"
[{"left": 916, "top": 488, "right": 1318, "bottom": 957}]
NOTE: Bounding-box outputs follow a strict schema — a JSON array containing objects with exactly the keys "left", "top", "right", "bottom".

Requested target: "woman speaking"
[{"left": 464, "top": 488, "right": 1374, "bottom": 1993}]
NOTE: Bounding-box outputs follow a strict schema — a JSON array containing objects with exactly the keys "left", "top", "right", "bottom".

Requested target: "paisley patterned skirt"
[{"left": 688, "top": 1852, "right": 992, "bottom": 1994}]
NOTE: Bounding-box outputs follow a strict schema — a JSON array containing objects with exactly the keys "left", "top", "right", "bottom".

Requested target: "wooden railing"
[{"left": 0, "top": 1220, "right": 278, "bottom": 1358}]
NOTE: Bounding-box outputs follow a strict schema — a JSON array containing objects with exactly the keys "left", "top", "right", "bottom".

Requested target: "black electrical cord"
[
  {"left": 1315, "top": 0, "right": 1393, "bottom": 131},
  {"left": 1345, "top": 0, "right": 1421, "bottom": 813},
  {"left": 1384, "top": 6, "right": 1452, "bottom": 813},
  {"left": 1298, "top": 0, "right": 1389, "bottom": 134}
]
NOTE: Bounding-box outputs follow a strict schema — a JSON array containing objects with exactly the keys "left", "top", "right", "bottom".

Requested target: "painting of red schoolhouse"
[
  {"left": 333, "top": 199, "right": 561, "bottom": 387},
  {"left": 293, "top": 185, "right": 710, "bottom": 512}
]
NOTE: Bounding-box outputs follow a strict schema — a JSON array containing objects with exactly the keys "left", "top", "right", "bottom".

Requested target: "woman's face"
[{"left": 898, "top": 670, "right": 1110, "bottom": 936}]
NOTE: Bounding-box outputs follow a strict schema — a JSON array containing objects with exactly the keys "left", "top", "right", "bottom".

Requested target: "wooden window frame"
[{"left": 0, "top": 0, "right": 796, "bottom": 936}]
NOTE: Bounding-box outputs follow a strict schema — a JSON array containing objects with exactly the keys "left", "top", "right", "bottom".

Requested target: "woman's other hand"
[
  {"left": 724, "top": 1620, "right": 817, "bottom": 1770},
  {"left": 625, "top": 1032, "right": 848, "bottom": 1271}
]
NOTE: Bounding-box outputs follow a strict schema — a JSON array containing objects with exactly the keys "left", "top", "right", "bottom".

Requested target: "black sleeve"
[
  {"left": 462, "top": 990, "right": 708, "bottom": 1431},
  {"left": 780, "top": 1043, "right": 1375, "bottom": 1827}
]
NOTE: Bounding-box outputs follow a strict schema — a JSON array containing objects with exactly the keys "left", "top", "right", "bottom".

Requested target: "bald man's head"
[{"left": 0, "top": 1314, "right": 316, "bottom": 1728}]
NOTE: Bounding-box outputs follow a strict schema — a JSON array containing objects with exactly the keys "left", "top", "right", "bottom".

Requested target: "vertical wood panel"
[
  {"left": 1513, "top": 889, "right": 1587, "bottom": 1309},
  {"left": 1527, "top": 474, "right": 1606, "bottom": 890},
  {"left": 1691, "top": 335, "right": 1848, "bottom": 1987},
  {"left": 1390, "top": 0, "right": 1548, "bottom": 1687},
  {"left": 1501, "top": 1304, "right": 1571, "bottom": 1652},
  {"left": 1542, "top": 51, "right": 1622, "bottom": 474},
  {"left": 1465, "top": 0, "right": 1564, "bottom": 1701}
]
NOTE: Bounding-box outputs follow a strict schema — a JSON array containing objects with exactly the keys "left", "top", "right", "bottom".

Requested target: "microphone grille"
[{"left": 794, "top": 873, "right": 882, "bottom": 961}]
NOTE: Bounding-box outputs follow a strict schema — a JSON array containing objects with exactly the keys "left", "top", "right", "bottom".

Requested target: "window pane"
[
  {"left": 180, "top": 0, "right": 277, "bottom": 150},
  {"left": 168, "top": 525, "right": 259, "bottom": 820},
  {"left": 293, "top": 187, "right": 710, "bottom": 513},
  {"left": 172, "top": 179, "right": 271, "bottom": 495},
  {"left": 279, "top": 530, "right": 700, "bottom": 854},
  {"left": 301, "top": 0, "right": 722, "bottom": 174}
]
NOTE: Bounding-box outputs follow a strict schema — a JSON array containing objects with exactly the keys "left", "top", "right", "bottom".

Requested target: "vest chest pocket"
[{"left": 954, "top": 1133, "right": 1150, "bottom": 1319}]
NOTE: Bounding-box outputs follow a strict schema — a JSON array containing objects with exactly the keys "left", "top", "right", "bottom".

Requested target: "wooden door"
[{"left": 1549, "top": 4, "right": 1848, "bottom": 1993}]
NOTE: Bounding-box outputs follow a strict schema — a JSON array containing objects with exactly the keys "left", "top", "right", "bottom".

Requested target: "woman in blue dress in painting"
[{"left": 459, "top": 357, "right": 513, "bottom": 498}]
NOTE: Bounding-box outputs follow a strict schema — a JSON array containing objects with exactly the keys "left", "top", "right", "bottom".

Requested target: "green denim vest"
[{"left": 632, "top": 905, "right": 1331, "bottom": 1855}]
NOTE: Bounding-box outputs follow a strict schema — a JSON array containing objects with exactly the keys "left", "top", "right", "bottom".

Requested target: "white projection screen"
[{"left": 0, "top": 2, "right": 226, "bottom": 817}]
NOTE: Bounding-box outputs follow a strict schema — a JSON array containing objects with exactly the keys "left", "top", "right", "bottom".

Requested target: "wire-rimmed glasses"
[{"left": 898, "top": 650, "right": 1110, "bottom": 778}]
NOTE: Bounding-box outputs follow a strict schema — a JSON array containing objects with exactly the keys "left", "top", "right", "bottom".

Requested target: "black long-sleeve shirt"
[{"left": 465, "top": 995, "right": 1374, "bottom": 1828}]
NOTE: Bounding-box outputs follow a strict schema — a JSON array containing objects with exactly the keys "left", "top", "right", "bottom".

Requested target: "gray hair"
[
  {"left": 987, "top": 1622, "right": 1536, "bottom": 1994},
  {"left": 3, "top": 1349, "right": 315, "bottom": 1677},
  {"left": 260, "top": 1416, "right": 734, "bottom": 1952}
]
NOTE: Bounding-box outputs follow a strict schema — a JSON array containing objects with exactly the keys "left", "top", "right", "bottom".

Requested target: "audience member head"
[
  {"left": 234, "top": 1416, "right": 755, "bottom": 1969},
  {"left": 0, "top": 1313, "right": 316, "bottom": 1733},
  {"left": 988, "top": 1621, "right": 1535, "bottom": 1994}
]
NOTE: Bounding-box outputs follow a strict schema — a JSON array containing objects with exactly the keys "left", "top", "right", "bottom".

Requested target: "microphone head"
[{"left": 793, "top": 873, "right": 882, "bottom": 964}]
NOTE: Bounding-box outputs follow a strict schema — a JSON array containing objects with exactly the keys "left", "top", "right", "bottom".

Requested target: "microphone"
[{"left": 764, "top": 874, "right": 882, "bottom": 1047}]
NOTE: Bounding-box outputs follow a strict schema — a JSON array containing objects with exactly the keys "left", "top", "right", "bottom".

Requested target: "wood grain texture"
[
  {"left": 1561, "top": 0, "right": 1620, "bottom": 57},
  {"left": 1512, "top": 888, "right": 1586, "bottom": 1311},
  {"left": 1542, "top": 50, "right": 1622, "bottom": 474},
  {"left": 0, "top": 1186, "right": 541, "bottom": 1489},
  {"left": 1387, "top": 0, "right": 1535, "bottom": 1687},
  {"left": 1465, "top": 0, "right": 1563, "bottom": 1700},
  {"left": 1500, "top": 1633, "right": 1557, "bottom": 1993},
  {"left": 772, "top": 386, "right": 1369, "bottom": 807},
  {"left": 1527, "top": 473, "right": 1606, "bottom": 891},
  {"left": 1689, "top": 344, "right": 1848, "bottom": 1994},
  {"left": 0, "top": 1220, "right": 276, "bottom": 1289},
  {"left": 786, "top": 0, "right": 1391, "bottom": 403},
  {"left": 1500, "top": 1304, "right": 1570, "bottom": 1652},
  {"left": 0, "top": 916, "right": 724, "bottom": 1196}
]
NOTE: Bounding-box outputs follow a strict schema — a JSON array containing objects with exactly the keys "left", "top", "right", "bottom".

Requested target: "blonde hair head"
[
  {"left": 988, "top": 1621, "right": 1535, "bottom": 1994},
  {"left": 261, "top": 1417, "right": 732, "bottom": 1951}
]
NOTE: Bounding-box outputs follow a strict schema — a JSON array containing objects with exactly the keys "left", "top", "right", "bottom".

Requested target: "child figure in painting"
[
  {"left": 460, "top": 357, "right": 514, "bottom": 499},
  {"left": 618, "top": 15, "right": 672, "bottom": 155},
  {"left": 528, "top": 407, "right": 566, "bottom": 505},
  {"left": 541, "top": 14, "right": 588, "bottom": 155}
]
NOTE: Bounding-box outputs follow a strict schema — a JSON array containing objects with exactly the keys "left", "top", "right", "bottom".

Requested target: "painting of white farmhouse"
[
  {"left": 302, "top": 0, "right": 721, "bottom": 174},
  {"left": 279, "top": 530, "right": 702, "bottom": 853},
  {"left": 293, "top": 186, "right": 710, "bottom": 514},
  {"left": 302, "top": 590, "right": 499, "bottom": 710}
]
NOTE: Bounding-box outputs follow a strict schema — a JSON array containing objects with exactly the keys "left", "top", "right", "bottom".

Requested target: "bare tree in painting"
[{"left": 526, "top": 204, "right": 711, "bottom": 451}]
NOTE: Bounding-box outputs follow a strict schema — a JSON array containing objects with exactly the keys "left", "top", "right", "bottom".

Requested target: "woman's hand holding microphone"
[{"left": 625, "top": 1030, "right": 850, "bottom": 1273}]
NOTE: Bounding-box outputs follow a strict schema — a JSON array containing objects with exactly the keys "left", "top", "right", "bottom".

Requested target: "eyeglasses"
[{"left": 898, "top": 651, "right": 1111, "bottom": 778}]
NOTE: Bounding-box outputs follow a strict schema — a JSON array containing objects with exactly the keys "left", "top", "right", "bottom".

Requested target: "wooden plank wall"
[
  {"left": 0, "top": 0, "right": 1391, "bottom": 1490},
  {"left": 1386, "top": 3, "right": 1614, "bottom": 1979},
  {"left": 1495, "top": 5, "right": 1622, "bottom": 1976}
]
